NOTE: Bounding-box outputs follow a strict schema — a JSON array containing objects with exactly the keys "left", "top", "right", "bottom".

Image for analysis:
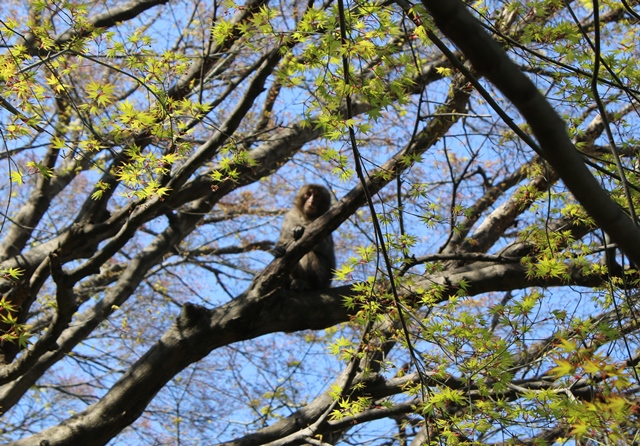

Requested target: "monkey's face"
[
  {"left": 295, "top": 184, "right": 331, "bottom": 220},
  {"left": 302, "top": 188, "right": 325, "bottom": 219}
]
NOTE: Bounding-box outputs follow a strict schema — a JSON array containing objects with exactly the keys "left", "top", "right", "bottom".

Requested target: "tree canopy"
[{"left": 1, "top": 0, "right": 640, "bottom": 444}]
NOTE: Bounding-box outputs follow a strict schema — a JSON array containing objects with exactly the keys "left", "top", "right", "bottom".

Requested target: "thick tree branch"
[
  {"left": 8, "top": 255, "right": 612, "bottom": 445},
  {"left": 420, "top": 0, "right": 640, "bottom": 266}
]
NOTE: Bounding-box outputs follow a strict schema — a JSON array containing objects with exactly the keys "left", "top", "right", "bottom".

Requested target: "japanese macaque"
[{"left": 273, "top": 184, "right": 336, "bottom": 290}]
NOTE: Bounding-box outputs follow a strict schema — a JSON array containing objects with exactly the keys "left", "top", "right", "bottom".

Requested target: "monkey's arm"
[{"left": 271, "top": 211, "right": 305, "bottom": 257}]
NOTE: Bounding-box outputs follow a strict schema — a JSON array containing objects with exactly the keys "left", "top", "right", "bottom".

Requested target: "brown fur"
[{"left": 274, "top": 185, "right": 335, "bottom": 290}]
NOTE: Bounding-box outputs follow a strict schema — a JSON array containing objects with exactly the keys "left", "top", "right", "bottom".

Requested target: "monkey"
[{"left": 273, "top": 184, "right": 336, "bottom": 290}]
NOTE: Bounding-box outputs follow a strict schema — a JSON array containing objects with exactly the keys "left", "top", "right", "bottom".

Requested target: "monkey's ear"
[{"left": 292, "top": 225, "right": 305, "bottom": 240}]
